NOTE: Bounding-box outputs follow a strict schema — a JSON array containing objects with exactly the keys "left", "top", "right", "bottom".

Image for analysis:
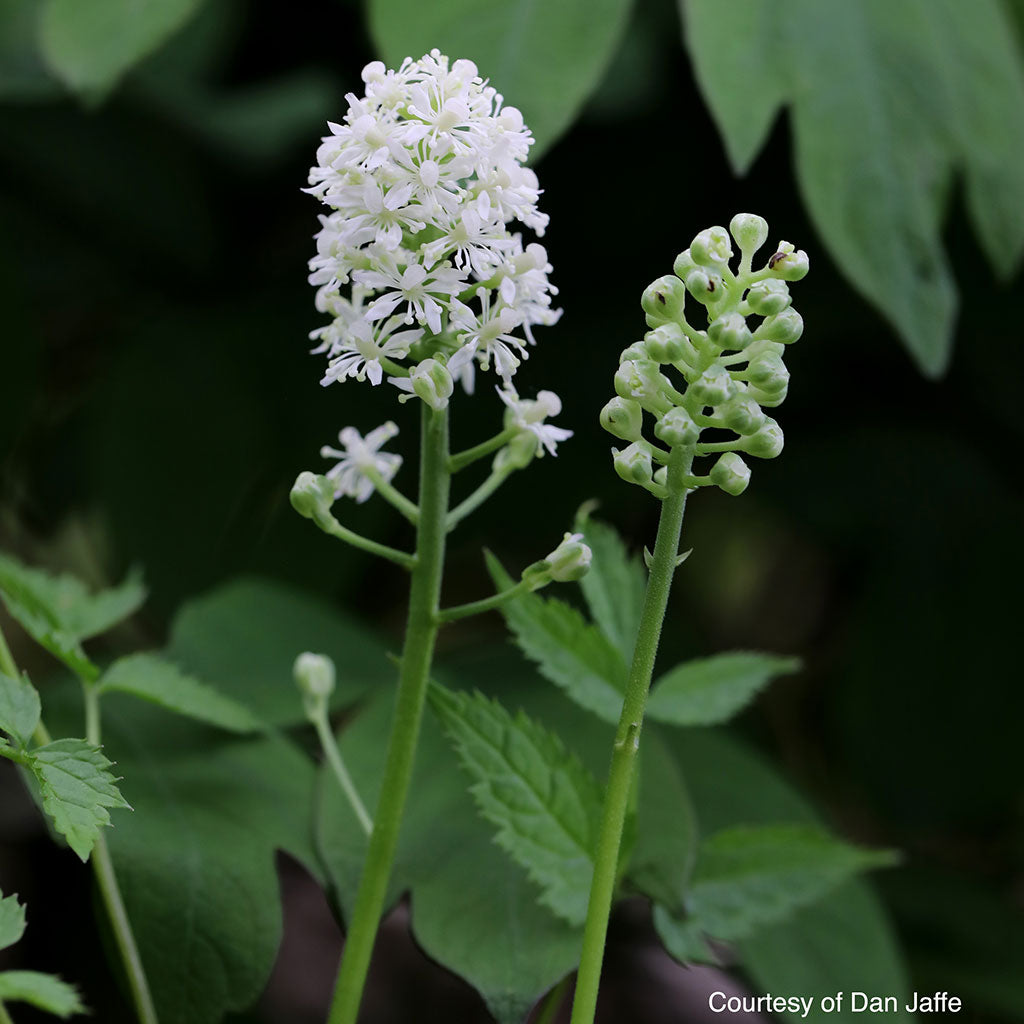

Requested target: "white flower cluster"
[{"left": 306, "top": 50, "right": 561, "bottom": 405}]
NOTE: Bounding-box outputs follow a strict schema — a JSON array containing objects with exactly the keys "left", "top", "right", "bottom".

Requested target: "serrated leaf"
[
  {"left": 165, "top": 577, "right": 389, "bottom": 726},
  {"left": 486, "top": 552, "right": 627, "bottom": 724},
  {"left": 682, "top": 0, "right": 1024, "bottom": 375},
  {"left": 654, "top": 824, "right": 897, "bottom": 962},
  {"left": 0, "top": 892, "right": 26, "bottom": 952},
  {"left": 368, "top": 0, "right": 634, "bottom": 161},
  {"left": 29, "top": 738, "right": 131, "bottom": 861},
  {"left": 0, "top": 970, "right": 85, "bottom": 1018},
  {"left": 574, "top": 509, "right": 646, "bottom": 662},
  {"left": 0, "top": 672, "right": 41, "bottom": 748},
  {"left": 626, "top": 729, "right": 697, "bottom": 915},
  {"left": 428, "top": 684, "right": 602, "bottom": 927},
  {"left": 40, "top": 0, "right": 205, "bottom": 102},
  {"left": 98, "top": 652, "right": 262, "bottom": 733},
  {"left": 317, "top": 681, "right": 584, "bottom": 1024},
  {"left": 646, "top": 651, "right": 800, "bottom": 727}
]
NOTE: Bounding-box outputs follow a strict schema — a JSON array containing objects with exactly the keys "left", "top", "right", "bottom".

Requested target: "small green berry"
[
  {"left": 729, "top": 213, "right": 769, "bottom": 256},
  {"left": 600, "top": 396, "right": 644, "bottom": 441},
  {"left": 654, "top": 406, "right": 701, "bottom": 448},
  {"left": 689, "top": 364, "right": 737, "bottom": 406},
  {"left": 743, "top": 418, "right": 784, "bottom": 458},
  {"left": 746, "top": 278, "right": 791, "bottom": 315},
  {"left": 642, "top": 275, "right": 688, "bottom": 326},
  {"left": 690, "top": 226, "right": 733, "bottom": 268},
  {"left": 755, "top": 308, "right": 804, "bottom": 344},
  {"left": 613, "top": 442, "right": 655, "bottom": 486},
  {"left": 707, "top": 312, "right": 752, "bottom": 351},
  {"left": 710, "top": 452, "right": 751, "bottom": 495},
  {"left": 645, "top": 323, "right": 688, "bottom": 363},
  {"left": 718, "top": 394, "right": 766, "bottom": 436}
]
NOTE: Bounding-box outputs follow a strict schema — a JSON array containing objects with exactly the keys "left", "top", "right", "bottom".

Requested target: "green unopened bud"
[
  {"left": 600, "top": 396, "right": 644, "bottom": 441},
  {"left": 620, "top": 341, "right": 649, "bottom": 362},
  {"left": 710, "top": 452, "right": 751, "bottom": 496},
  {"left": 613, "top": 442, "right": 655, "bottom": 487},
  {"left": 407, "top": 358, "right": 453, "bottom": 410},
  {"left": 755, "top": 308, "right": 804, "bottom": 344},
  {"left": 290, "top": 471, "right": 336, "bottom": 522},
  {"left": 642, "top": 275, "right": 688, "bottom": 326},
  {"left": 685, "top": 268, "right": 725, "bottom": 305},
  {"left": 645, "top": 323, "right": 687, "bottom": 363},
  {"left": 747, "top": 354, "right": 790, "bottom": 391},
  {"left": 707, "top": 312, "right": 752, "bottom": 351},
  {"left": 494, "top": 431, "right": 538, "bottom": 472},
  {"left": 746, "top": 278, "right": 791, "bottom": 316},
  {"left": 746, "top": 382, "right": 789, "bottom": 408},
  {"left": 615, "top": 359, "right": 673, "bottom": 414},
  {"left": 545, "top": 532, "right": 593, "bottom": 583},
  {"left": 690, "top": 226, "right": 733, "bottom": 268},
  {"left": 743, "top": 418, "right": 784, "bottom": 458},
  {"left": 294, "top": 651, "right": 336, "bottom": 718},
  {"left": 766, "top": 241, "right": 810, "bottom": 281},
  {"left": 673, "top": 248, "right": 697, "bottom": 279},
  {"left": 718, "top": 394, "right": 766, "bottom": 436},
  {"left": 654, "top": 406, "right": 700, "bottom": 448},
  {"left": 689, "top": 364, "right": 737, "bottom": 406},
  {"left": 729, "top": 213, "right": 769, "bottom": 256}
]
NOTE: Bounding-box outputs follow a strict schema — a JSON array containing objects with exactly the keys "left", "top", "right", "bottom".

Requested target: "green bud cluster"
[{"left": 601, "top": 213, "right": 808, "bottom": 499}]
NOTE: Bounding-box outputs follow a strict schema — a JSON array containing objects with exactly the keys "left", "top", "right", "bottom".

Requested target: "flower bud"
[
  {"left": 729, "top": 213, "right": 769, "bottom": 256},
  {"left": 294, "top": 652, "right": 336, "bottom": 700},
  {"left": 673, "top": 248, "right": 697, "bottom": 279},
  {"left": 766, "top": 241, "right": 809, "bottom": 281},
  {"left": 707, "top": 312, "right": 752, "bottom": 351},
  {"left": 743, "top": 418, "right": 784, "bottom": 458},
  {"left": 689, "top": 364, "right": 737, "bottom": 406},
  {"left": 754, "top": 308, "right": 803, "bottom": 344},
  {"left": 615, "top": 359, "right": 673, "bottom": 414},
  {"left": 690, "top": 226, "right": 733, "bottom": 268},
  {"left": 747, "top": 354, "right": 790, "bottom": 391},
  {"left": 654, "top": 406, "right": 700, "bottom": 448},
  {"left": 746, "top": 382, "right": 789, "bottom": 408},
  {"left": 684, "top": 268, "right": 725, "bottom": 305},
  {"left": 641, "top": 275, "right": 688, "bottom": 326},
  {"left": 653, "top": 465, "right": 668, "bottom": 488},
  {"left": 494, "top": 431, "right": 538, "bottom": 472},
  {"left": 545, "top": 532, "right": 593, "bottom": 583},
  {"left": 710, "top": 452, "right": 751, "bottom": 495},
  {"left": 620, "top": 341, "right": 649, "bottom": 362},
  {"left": 408, "top": 358, "right": 453, "bottom": 410},
  {"left": 290, "top": 471, "right": 336, "bottom": 522},
  {"left": 613, "top": 442, "right": 655, "bottom": 487},
  {"left": 600, "top": 396, "right": 644, "bottom": 441},
  {"left": 644, "top": 323, "right": 687, "bottom": 363},
  {"left": 746, "top": 278, "right": 791, "bottom": 316},
  {"left": 717, "top": 394, "right": 766, "bottom": 436}
]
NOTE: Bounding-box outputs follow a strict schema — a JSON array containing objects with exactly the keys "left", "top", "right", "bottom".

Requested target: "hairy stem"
[
  {"left": 569, "top": 448, "right": 693, "bottom": 1024},
  {"left": 326, "top": 403, "right": 450, "bottom": 1024}
]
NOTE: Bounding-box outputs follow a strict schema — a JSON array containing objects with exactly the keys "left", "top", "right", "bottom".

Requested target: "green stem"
[
  {"left": 318, "top": 516, "right": 416, "bottom": 570},
  {"left": 313, "top": 712, "right": 373, "bottom": 836},
  {"left": 0, "top": 623, "right": 18, "bottom": 679},
  {"left": 83, "top": 686, "right": 159, "bottom": 1024},
  {"left": 360, "top": 465, "right": 419, "bottom": 525},
  {"left": 448, "top": 427, "right": 517, "bottom": 473},
  {"left": 446, "top": 465, "right": 513, "bottom": 532},
  {"left": 326, "top": 403, "right": 450, "bottom": 1024},
  {"left": 438, "top": 577, "right": 534, "bottom": 624},
  {"left": 569, "top": 448, "right": 693, "bottom": 1024},
  {"left": 0, "top": 999, "right": 14, "bottom": 1024}
]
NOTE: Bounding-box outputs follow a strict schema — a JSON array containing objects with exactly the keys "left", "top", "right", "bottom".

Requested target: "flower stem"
[
  {"left": 318, "top": 517, "right": 416, "bottom": 570},
  {"left": 448, "top": 427, "right": 517, "bottom": 473},
  {"left": 313, "top": 711, "right": 372, "bottom": 836},
  {"left": 83, "top": 685, "right": 159, "bottom": 1024},
  {"left": 326, "top": 403, "right": 450, "bottom": 1024},
  {"left": 360, "top": 465, "right": 419, "bottom": 525},
  {"left": 569, "top": 448, "right": 693, "bottom": 1024},
  {"left": 446, "top": 465, "right": 513, "bottom": 532},
  {"left": 437, "top": 576, "right": 534, "bottom": 624}
]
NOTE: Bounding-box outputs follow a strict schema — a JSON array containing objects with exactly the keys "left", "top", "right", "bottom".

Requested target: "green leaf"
[
  {"left": 654, "top": 824, "right": 897, "bottom": 962},
  {"left": 367, "top": 0, "right": 634, "bottom": 160},
  {"left": 485, "top": 552, "right": 627, "bottom": 724},
  {"left": 625, "top": 728, "right": 696, "bottom": 915},
  {"left": 0, "top": 554, "right": 146, "bottom": 680},
  {"left": 40, "top": 0, "right": 205, "bottom": 102},
  {"left": 0, "top": 892, "right": 27, "bottom": 952},
  {"left": 100, "top": 699, "right": 320, "bottom": 1024},
  {"left": 165, "top": 577, "right": 390, "bottom": 726},
  {"left": 574, "top": 508, "right": 647, "bottom": 662},
  {"left": 317, "top": 682, "right": 582, "bottom": 1024},
  {"left": 428, "top": 684, "right": 602, "bottom": 927},
  {"left": 681, "top": 0, "right": 1024, "bottom": 375},
  {"left": 0, "top": 672, "right": 41, "bottom": 748},
  {"left": 0, "top": 970, "right": 85, "bottom": 1018},
  {"left": 645, "top": 651, "right": 800, "bottom": 727},
  {"left": 98, "top": 652, "right": 262, "bottom": 733},
  {"left": 28, "top": 738, "right": 131, "bottom": 861}
]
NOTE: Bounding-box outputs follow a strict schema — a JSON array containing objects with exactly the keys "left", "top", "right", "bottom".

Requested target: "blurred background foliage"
[{"left": 1, "top": 0, "right": 1022, "bottom": 1020}]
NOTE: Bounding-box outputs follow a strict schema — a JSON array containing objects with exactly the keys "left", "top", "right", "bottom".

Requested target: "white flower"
[
  {"left": 498, "top": 386, "right": 573, "bottom": 456},
  {"left": 305, "top": 50, "right": 560, "bottom": 402},
  {"left": 320, "top": 422, "right": 402, "bottom": 503}
]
